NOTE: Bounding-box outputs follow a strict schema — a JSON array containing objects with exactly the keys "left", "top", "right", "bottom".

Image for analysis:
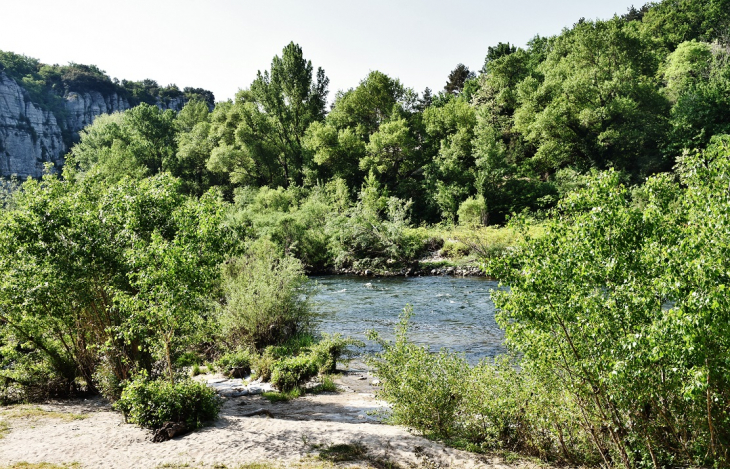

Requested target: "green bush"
[
  {"left": 253, "top": 348, "right": 277, "bottom": 382},
  {"left": 215, "top": 349, "right": 253, "bottom": 378},
  {"left": 440, "top": 240, "right": 470, "bottom": 258},
  {"left": 457, "top": 195, "right": 488, "bottom": 227},
  {"left": 309, "top": 333, "right": 363, "bottom": 374},
  {"left": 114, "top": 376, "right": 220, "bottom": 430},
  {"left": 367, "top": 307, "right": 468, "bottom": 437},
  {"left": 219, "top": 240, "right": 314, "bottom": 349},
  {"left": 367, "top": 308, "right": 595, "bottom": 463},
  {"left": 270, "top": 355, "right": 318, "bottom": 392}
]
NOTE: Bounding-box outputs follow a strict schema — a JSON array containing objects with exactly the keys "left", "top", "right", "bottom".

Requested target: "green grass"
[
  {"left": 0, "top": 463, "right": 81, "bottom": 469},
  {"left": 261, "top": 387, "right": 302, "bottom": 402},
  {"left": 0, "top": 420, "right": 9, "bottom": 439},
  {"left": 311, "top": 375, "right": 338, "bottom": 393},
  {"left": 0, "top": 405, "right": 87, "bottom": 422},
  {"left": 317, "top": 442, "right": 368, "bottom": 462}
]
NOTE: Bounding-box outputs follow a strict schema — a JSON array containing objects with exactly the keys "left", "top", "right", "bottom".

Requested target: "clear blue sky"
[{"left": 1, "top": 0, "right": 637, "bottom": 102}]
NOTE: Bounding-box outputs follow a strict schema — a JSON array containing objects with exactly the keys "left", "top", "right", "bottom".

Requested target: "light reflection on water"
[{"left": 309, "top": 275, "right": 506, "bottom": 364}]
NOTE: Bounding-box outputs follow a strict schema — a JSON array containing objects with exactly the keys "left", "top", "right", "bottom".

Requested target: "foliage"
[
  {"left": 368, "top": 309, "right": 597, "bottom": 463},
  {"left": 207, "top": 42, "right": 328, "bottom": 188},
  {"left": 439, "top": 240, "right": 470, "bottom": 259},
  {"left": 367, "top": 307, "right": 468, "bottom": 437},
  {"left": 487, "top": 140, "right": 730, "bottom": 467},
  {"left": 270, "top": 354, "right": 319, "bottom": 392},
  {"left": 219, "top": 241, "right": 313, "bottom": 350},
  {"left": 215, "top": 349, "right": 253, "bottom": 378},
  {"left": 114, "top": 375, "right": 220, "bottom": 430},
  {"left": 308, "top": 333, "right": 364, "bottom": 374},
  {"left": 0, "top": 49, "right": 212, "bottom": 136},
  {"left": 457, "top": 195, "right": 488, "bottom": 227},
  {"left": 0, "top": 172, "right": 229, "bottom": 396},
  {"left": 444, "top": 64, "right": 475, "bottom": 95}
]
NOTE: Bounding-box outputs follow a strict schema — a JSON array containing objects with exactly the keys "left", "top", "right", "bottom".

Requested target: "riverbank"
[
  {"left": 0, "top": 365, "right": 537, "bottom": 469},
  {"left": 312, "top": 261, "right": 486, "bottom": 278}
]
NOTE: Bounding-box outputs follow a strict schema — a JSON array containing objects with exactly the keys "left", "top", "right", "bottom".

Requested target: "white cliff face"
[
  {"left": 0, "top": 72, "right": 65, "bottom": 178},
  {"left": 64, "top": 90, "right": 131, "bottom": 133},
  {"left": 0, "top": 72, "right": 194, "bottom": 178}
]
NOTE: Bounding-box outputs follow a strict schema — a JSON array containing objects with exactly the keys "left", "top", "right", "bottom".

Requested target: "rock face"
[
  {"left": 0, "top": 72, "right": 193, "bottom": 178},
  {"left": 0, "top": 72, "right": 65, "bottom": 178},
  {"left": 64, "top": 90, "right": 131, "bottom": 133}
]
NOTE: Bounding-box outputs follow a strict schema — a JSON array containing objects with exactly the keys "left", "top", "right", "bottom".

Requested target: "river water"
[{"left": 310, "top": 275, "right": 506, "bottom": 364}]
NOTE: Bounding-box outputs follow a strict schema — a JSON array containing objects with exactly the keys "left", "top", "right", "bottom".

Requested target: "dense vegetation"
[{"left": 1, "top": 0, "right": 729, "bottom": 464}]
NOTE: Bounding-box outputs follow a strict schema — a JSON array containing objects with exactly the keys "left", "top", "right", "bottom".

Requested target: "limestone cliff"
[
  {"left": 0, "top": 72, "right": 65, "bottom": 178},
  {"left": 0, "top": 72, "right": 195, "bottom": 178}
]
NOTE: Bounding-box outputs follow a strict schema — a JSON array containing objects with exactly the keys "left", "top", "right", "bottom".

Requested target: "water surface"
[{"left": 310, "top": 275, "right": 505, "bottom": 364}]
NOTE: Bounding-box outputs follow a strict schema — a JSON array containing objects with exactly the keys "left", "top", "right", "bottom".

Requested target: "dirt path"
[{"left": 0, "top": 367, "right": 534, "bottom": 469}]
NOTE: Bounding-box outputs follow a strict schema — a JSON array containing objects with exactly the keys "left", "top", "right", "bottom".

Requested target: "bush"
[
  {"left": 367, "top": 309, "right": 597, "bottom": 463},
  {"left": 270, "top": 355, "right": 318, "bottom": 392},
  {"left": 252, "top": 348, "right": 277, "bottom": 382},
  {"left": 367, "top": 307, "right": 468, "bottom": 437},
  {"left": 440, "top": 240, "right": 470, "bottom": 258},
  {"left": 215, "top": 349, "right": 253, "bottom": 378},
  {"left": 114, "top": 376, "right": 220, "bottom": 430},
  {"left": 219, "top": 240, "right": 314, "bottom": 349},
  {"left": 309, "top": 333, "right": 363, "bottom": 374},
  {"left": 457, "top": 195, "right": 488, "bottom": 227}
]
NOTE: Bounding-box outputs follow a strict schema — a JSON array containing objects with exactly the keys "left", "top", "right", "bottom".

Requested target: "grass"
[
  {"left": 262, "top": 387, "right": 302, "bottom": 403},
  {"left": 311, "top": 375, "right": 337, "bottom": 393},
  {"left": 317, "top": 442, "right": 368, "bottom": 462},
  {"left": 0, "top": 405, "right": 88, "bottom": 422},
  {"left": 0, "top": 464, "right": 81, "bottom": 469},
  {"left": 262, "top": 375, "right": 340, "bottom": 402},
  {"left": 0, "top": 420, "right": 8, "bottom": 439}
]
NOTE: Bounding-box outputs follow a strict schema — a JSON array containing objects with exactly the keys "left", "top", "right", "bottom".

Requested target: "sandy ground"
[{"left": 0, "top": 365, "right": 534, "bottom": 469}]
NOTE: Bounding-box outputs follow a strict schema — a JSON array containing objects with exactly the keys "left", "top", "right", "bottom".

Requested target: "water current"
[{"left": 310, "top": 275, "right": 506, "bottom": 364}]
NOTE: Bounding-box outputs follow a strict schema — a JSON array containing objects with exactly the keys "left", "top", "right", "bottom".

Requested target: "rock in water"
[{"left": 152, "top": 421, "right": 189, "bottom": 442}]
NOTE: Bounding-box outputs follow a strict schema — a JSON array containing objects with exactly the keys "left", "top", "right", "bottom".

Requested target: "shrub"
[
  {"left": 219, "top": 240, "right": 314, "bottom": 350},
  {"left": 367, "top": 307, "right": 468, "bottom": 437},
  {"left": 252, "top": 349, "right": 277, "bottom": 382},
  {"left": 367, "top": 308, "right": 596, "bottom": 463},
  {"left": 114, "top": 376, "right": 220, "bottom": 430},
  {"left": 440, "top": 240, "right": 470, "bottom": 258},
  {"left": 270, "top": 355, "right": 318, "bottom": 392},
  {"left": 215, "top": 349, "right": 253, "bottom": 378},
  {"left": 457, "top": 195, "right": 488, "bottom": 227},
  {"left": 309, "top": 333, "right": 363, "bottom": 374}
]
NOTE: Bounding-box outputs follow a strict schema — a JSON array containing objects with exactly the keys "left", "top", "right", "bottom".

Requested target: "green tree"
[
  {"left": 444, "top": 64, "right": 475, "bottom": 95},
  {"left": 489, "top": 138, "right": 730, "bottom": 466},
  {"left": 0, "top": 172, "right": 229, "bottom": 395},
  {"left": 513, "top": 18, "right": 670, "bottom": 176},
  {"left": 208, "top": 42, "right": 328, "bottom": 188}
]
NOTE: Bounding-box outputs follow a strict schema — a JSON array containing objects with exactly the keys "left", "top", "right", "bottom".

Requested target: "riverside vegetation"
[{"left": 1, "top": 0, "right": 730, "bottom": 466}]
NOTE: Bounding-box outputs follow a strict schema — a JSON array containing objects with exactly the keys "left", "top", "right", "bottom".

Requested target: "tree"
[
  {"left": 208, "top": 42, "right": 329, "bottom": 188},
  {"left": 0, "top": 172, "right": 229, "bottom": 395},
  {"left": 303, "top": 71, "right": 410, "bottom": 190},
  {"left": 513, "top": 18, "right": 670, "bottom": 177},
  {"left": 444, "top": 64, "right": 475, "bottom": 95},
  {"left": 489, "top": 139, "right": 730, "bottom": 466}
]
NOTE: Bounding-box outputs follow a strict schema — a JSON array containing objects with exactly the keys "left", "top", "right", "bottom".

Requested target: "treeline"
[{"left": 59, "top": 0, "right": 730, "bottom": 229}]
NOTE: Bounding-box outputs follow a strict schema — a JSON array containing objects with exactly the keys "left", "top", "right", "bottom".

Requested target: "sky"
[{"left": 1, "top": 0, "right": 637, "bottom": 103}]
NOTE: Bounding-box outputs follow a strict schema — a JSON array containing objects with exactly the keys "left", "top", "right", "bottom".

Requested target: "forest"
[{"left": 1, "top": 0, "right": 729, "bottom": 467}]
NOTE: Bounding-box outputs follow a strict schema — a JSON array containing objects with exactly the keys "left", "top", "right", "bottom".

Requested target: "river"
[{"left": 310, "top": 275, "right": 506, "bottom": 364}]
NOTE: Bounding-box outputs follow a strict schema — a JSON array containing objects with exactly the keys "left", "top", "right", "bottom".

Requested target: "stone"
[{"left": 0, "top": 72, "right": 65, "bottom": 178}]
